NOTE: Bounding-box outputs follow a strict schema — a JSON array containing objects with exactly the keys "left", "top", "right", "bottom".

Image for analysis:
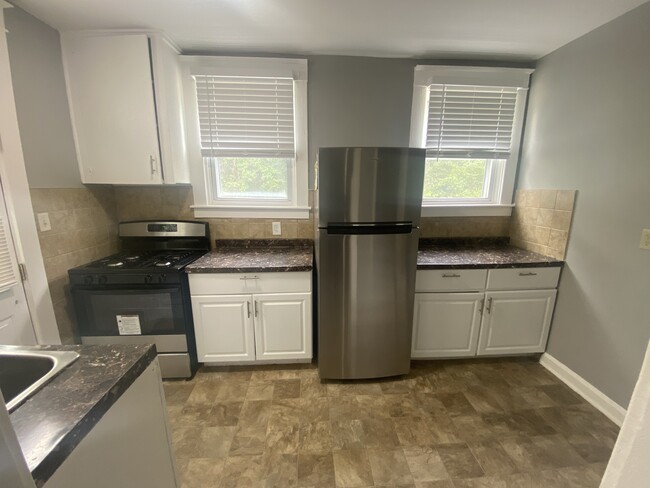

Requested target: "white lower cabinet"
[
  {"left": 412, "top": 267, "right": 560, "bottom": 359},
  {"left": 412, "top": 293, "right": 483, "bottom": 358},
  {"left": 191, "top": 294, "right": 256, "bottom": 363},
  {"left": 45, "top": 360, "right": 177, "bottom": 488},
  {"left": 477, "top": 290, "right": 557, "bottom": 356},
  {"left": 189, "top": 272, "right": 312, "bottom": 364},
  {"left": 255, "top": 293, "right": 312, "bottom": 360}
]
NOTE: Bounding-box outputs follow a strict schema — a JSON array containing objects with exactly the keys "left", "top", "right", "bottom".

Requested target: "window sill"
[
  {"left": 191, "top": 205, "right": 311, "bottom": 219},
  {"left": 421, "top": 204, "right": 514, "bottom": 218}
]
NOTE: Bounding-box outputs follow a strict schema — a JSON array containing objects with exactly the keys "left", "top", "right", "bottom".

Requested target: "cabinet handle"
[
  {"left": 239, "top": 276, "right": 260, "bottom": 281},
  {"left": 247, "top": 301, "right": 251, "bottom": 318},
  {"left": 519, "top": 271, "right": 538, "bottom": 276},
  {"left": 150, "top": 155, "right": 158, "bottom": 176},
  {"left": 479, "top": 298, "right": 485, "bottom": 315},
  {"left": 254, "top": 300, "right": 259, "bottom": 317},
  {"left": 442, "top": 273, "right": 461, "bottom": 278},
  {"left": 486, "top": 297, "right": 493, "bottom": 314}
]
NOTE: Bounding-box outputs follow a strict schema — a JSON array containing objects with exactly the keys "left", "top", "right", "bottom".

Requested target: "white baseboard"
[{"left": 539, "top": 353, "right": 627, "bottom": 426}]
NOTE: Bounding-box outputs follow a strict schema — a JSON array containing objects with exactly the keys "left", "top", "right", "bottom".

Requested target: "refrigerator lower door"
[{"left": 317, "top": 227, "right": 419, "bottom": 379}]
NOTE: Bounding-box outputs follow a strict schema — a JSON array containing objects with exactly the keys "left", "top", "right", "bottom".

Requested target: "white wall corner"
[{"left": 539, "top": 353, "right": 627, "bottom": 426}]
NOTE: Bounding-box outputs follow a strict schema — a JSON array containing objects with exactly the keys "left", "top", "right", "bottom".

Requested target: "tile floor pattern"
[{"left": 163, "top": 358, "right": 619, "bottom": 488}]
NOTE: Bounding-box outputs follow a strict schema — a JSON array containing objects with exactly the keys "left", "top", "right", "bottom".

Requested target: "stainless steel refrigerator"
[{"left": 316, "top": 147, "right": 426, "bottom": 379}]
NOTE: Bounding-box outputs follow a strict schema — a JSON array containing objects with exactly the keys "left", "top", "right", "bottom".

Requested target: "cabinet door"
[
  {"left": 477, "top": 290, "right": 557, "bottom": 356},
  {"left": 62, "top": 34, "right": 162, "bottom": 184},
  {"left": 191, "top": 295, "right": 255, "bottom": 362},
  {"left": 411, "top": 293, "right": 483, "bottom": 358},
  {"left": 254, "top": 293, "right": 312, "bottom": 360}
]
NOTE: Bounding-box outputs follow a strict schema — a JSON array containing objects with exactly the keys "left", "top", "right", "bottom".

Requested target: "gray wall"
[
  {"left": 306, "top": 55, "right": 533, "bottom": 186},
  {"left": 5, "top": 6, "right": 81, "bottom": 188},
  {"left": 518, "top": 1, "right": 650, "bottom": 407},
  {"left": 307, "top": 55, "right": 415, "bottom": 182}
]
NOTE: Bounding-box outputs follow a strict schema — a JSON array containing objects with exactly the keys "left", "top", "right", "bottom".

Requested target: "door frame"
[{"left": 0, "top": 4, "right": 60, "bottom": 344}]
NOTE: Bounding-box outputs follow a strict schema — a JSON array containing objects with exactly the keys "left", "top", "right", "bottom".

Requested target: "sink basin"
[{"left": 0, "top": 346, "right": 79, "bottom": 412}]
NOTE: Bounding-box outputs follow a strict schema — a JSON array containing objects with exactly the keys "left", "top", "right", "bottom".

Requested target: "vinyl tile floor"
[{"left": 163, "top": 358, "right": 619, "bottom": 488}]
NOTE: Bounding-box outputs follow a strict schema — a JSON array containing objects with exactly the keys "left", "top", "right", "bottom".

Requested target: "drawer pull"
[
  {"left": 486, "top": 297, "right": 493, "bottom": 314},
  {"left": 239, "top": 276, "right": 260, "bottom": 280},
  {"left": 518, "top": 272, "right": 538, "bottom": 276},
  {"left": 442, "top": 273, "right": 461, "bottom": 278}
]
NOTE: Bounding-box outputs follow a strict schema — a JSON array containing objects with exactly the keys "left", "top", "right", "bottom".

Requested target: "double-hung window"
[
  {"left": 183, "top": 57, "right": 309, "bottom": 218},
  {"left": 410, "top": 66, "right": 533, "bottom": 216}
]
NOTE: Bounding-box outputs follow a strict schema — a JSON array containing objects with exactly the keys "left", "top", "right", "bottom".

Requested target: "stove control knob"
[
  {"left": 84, "top": 275, "right": 94, "bottom": 285},
  {"left": 145, "top": 275, "right": 153, "bottom": 284},
  {"left": 98, "top": 275, "right": 108, "bottom": 285},
  {"left": 158, "top": 274, "right": 167, "bottom": 283}
]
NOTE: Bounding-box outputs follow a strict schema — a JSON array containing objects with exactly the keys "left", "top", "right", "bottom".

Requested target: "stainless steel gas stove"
[{"left": 68, "top": 221, "right": 210, "bottom": 378}]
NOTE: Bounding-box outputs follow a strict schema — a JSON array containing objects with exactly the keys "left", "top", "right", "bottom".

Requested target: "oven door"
[{"left": 72, "top": 285, "right": 187, "bottom": 337}]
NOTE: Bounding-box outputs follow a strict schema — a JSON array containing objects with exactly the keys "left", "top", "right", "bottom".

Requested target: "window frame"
[
  {"left": 409, "top": 65, "right": 533, "bottom": 217},
  {"left": 181, "top": 56, "right": 309, "bottom": 219}
]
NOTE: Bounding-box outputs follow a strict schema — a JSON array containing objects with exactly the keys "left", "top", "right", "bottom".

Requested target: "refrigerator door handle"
[{"left": 325, "top": 222, "right": 414, "bottom": 235}]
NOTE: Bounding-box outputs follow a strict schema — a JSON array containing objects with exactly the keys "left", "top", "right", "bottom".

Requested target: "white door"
[
  {"left": 62, "top": 34, "right": 162, "bottom": 185},
  {"left": 191, "top": 295, "right": 255, "bottom": 363},
  {"left": 477, "top": 289, "right": 557, "bottom": 356},
  {"left": 253, "top": 293, "right": 312, "bottom": 360},
  {"left": 0, "top": 180, "right": 35, "bottom": 345},
  {"left": 411, "top": 292, "right": 483, "bottom": 358}
]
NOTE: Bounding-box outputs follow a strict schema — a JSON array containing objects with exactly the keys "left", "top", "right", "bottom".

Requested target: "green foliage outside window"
[
  {"left": 423, "top": 159, "right": 488, "bottom": 199},
  {"left": 216, "top": 157, "right": 290, "bottom": 199}
]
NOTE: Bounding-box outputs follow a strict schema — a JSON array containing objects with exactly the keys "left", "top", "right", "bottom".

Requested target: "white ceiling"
[{"left": 11, "top": 0, "right": 649, "bottom": 60}]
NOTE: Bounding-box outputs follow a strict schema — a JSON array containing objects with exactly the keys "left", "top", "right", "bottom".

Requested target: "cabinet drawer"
[
  {"left": 415, "top": 269, "right": 487, "bottom": 292},
  {"left": 486, "top": 267, "right": 561, "bottom": 291},
  {"left": 189, "top": 272, "right": 312, "bottom": 295}
]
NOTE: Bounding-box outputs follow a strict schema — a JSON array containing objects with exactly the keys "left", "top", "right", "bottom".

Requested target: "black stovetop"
[{"left": 71, "top": 250, "right": 207, "bottom": 273}]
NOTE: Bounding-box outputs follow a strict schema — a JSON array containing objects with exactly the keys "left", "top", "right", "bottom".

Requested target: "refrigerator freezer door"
[
  {"left": 318, "top": 228, "right": 419, "bottom": 379},
  {"left": 317, "top": 147, "right": 426, "bottom": 227}
]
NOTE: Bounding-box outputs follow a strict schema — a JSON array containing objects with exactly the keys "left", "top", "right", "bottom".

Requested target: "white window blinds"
[
  {"left": 426, "top": 84, "right": 519, "bottom": 159},
  {"left": 0, "top": 216, "right": 17, "bottom": 290},
  {"left": 195, "top": 75, "right": 296, "bottom": 158}
]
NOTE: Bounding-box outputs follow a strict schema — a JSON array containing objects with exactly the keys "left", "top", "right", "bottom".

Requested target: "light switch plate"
[
  {"left": 37, "top": 212, "right": 51, "bottom": 232},
  {"left": 272, "top": 222, "right": 281, "bottom": 236},
  {"left": 640, "top": 229, "right": 650, "bottom": 250}
]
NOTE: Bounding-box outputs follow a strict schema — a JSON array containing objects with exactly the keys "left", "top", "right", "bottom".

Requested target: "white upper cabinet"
[{"left": 62, "top": 32, "right": 189, "bottom": 185}]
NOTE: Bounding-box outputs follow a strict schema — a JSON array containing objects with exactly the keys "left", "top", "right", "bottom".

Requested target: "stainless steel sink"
[{"left": 0, "top": 346, "right": 79, "bottom": 412}]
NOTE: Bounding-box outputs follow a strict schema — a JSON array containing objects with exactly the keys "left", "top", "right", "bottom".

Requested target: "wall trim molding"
[{"left": 539, "top": 353, "right": 627, "bottom": 426}]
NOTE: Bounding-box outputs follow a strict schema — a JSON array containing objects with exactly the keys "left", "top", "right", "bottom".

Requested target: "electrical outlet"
[
  {"left": 640, "top": 229, "right": 650, "bottom": 250},
  {"left": 37, "top": 212, "right": 51, "bottom": 232},
  {"left": 272, "top": 222, "right": 282, "bottom": 236}
]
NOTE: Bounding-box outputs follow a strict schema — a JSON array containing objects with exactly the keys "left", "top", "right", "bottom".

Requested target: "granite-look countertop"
[
  {"left": 9, "top": 344, "right": 156, "bottom": 487},
  {"left": 186, "top": 239, "right": 314, "bottom": 273},
  {"left": 417, "top": 238, "right": 564, "bottom": 269}
]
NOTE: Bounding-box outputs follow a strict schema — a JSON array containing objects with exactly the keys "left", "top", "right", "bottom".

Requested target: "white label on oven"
[{"left": 116, "top": 314, "right": 141, "bottom": 335}]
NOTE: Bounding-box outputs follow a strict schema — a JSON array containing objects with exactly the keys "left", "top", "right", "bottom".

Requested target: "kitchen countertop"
[
  {"left": 417, "top": 238, "right": 564, "bottom": 269},
  {"left": 9, "top": 344, "right": 156, "bottom": 487},
  {"left": 186, "top": 239, "right": 314, "bottom": 273}
]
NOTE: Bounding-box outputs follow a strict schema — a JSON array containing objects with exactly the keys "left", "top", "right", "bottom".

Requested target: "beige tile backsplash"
[
  {"left": 30, "top": 187, "right": 119, "bottom": 343},
  {"left": 420, "top": 216, "right": 511, "bottom": 238},
  {"left": 510, "top": 189, "right": 577, "bottom": 259},
  {"left": 113, "top": 186, "right": 315, "bottom": 241}
]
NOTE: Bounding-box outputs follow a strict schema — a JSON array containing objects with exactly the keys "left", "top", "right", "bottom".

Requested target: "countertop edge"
[
  {"left": 416, "top": 261, "right": 564, "bottom": 270},
  {"left": 186, "top": 265, "right": 313, "bottom": 273},
  {"left": 31, "top": 345, "right": 157, "bottom": 487}
]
